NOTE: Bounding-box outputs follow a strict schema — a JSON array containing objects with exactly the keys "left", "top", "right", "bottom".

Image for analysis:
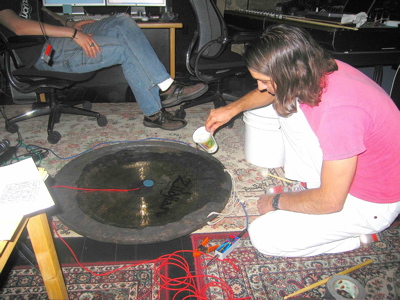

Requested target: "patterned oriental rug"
[
  {"left": 191, "top": 223, "right": 400, "bottom": 300},
  {"left": 0, "top": 260, "right": 169, "bottom": 300},
  {"left": 2, "top": 103, "right": 400, "bottom": 299}
]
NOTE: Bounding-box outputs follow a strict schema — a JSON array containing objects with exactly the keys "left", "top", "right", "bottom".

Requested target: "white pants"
[
  {"left": 248, "top": 104, "right": 400, "bottom": 257},
  {"left": 249, "top": 193, "right": 400, "bottom": 257}
]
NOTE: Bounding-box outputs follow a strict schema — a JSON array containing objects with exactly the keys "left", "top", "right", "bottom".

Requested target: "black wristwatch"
[{"left": 272, "top": 193, "right": 281, "bottom": 210}]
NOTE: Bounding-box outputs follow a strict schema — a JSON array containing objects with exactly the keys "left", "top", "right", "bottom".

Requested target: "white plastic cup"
[{"left": 192, "top": 126, "right": 218, "bottom": 153}]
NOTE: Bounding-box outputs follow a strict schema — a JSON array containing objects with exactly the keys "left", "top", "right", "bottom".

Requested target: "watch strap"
[{"left": 272, "top": 193, "right": 281, "bottom": 210}]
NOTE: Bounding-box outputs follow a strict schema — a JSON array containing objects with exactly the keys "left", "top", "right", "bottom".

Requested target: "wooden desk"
[
  {"left": 0, "top": 213, "right": 67, "bottom": 299},
  {"left": 137, "top": 22, "right": 183, "bottom": 78}
]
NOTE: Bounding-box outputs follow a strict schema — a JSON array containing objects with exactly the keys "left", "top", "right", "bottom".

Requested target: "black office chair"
[
  {"left": 1, "top": 33, "right": 107, "bottom": 144},
  {"left": 390, "top": 64, "right": 400, "bottom": 109},
  {"left": 174, "top": 0, "right": 258, "bottom": 119}
]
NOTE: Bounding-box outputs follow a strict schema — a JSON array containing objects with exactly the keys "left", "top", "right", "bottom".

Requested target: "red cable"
[
  {"left": 51, "top": 222, "right": 251, "bottom": 300},
  {"left": 51, "top": 222, "right": 152, "bottom": 276},
  {"left": 51, "top": 185, "right": 141, "bottom": 192}
]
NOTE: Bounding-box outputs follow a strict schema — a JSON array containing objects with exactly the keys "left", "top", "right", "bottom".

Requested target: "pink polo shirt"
[{"left": 300, "top": 60, "right": 400, "bottom": 203}]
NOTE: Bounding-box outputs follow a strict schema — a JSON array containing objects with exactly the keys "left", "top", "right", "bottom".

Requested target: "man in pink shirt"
[{"left": 205, "top": 24, "right": 400, "bottom": 256}]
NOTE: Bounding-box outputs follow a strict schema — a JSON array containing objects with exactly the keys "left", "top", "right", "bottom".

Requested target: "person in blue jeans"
[{"left": 0, "top": 1, "right": 208, "bottom": 130}]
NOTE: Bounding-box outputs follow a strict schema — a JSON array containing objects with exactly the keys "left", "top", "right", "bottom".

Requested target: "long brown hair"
[{"left": 244, "top": 24, "right": 338, "bottom": 117}]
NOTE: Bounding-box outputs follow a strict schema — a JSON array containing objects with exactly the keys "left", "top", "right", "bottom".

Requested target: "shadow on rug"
[
  {"left": 0, "top": 260, "right": 168, "bottom": 300},
  {"left": 191, "top": 223, "right": 400, "bottom": 300}
]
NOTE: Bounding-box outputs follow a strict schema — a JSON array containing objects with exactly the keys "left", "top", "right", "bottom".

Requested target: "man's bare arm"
[
  {"left": 0, "top": 9, "right": 100, "bottom": 57},
  {"left": 257, "top": 156, "right": 358, "bottom": 215},
  {"left": 0, "top": 9, "right": 75, "bottom": 38}
]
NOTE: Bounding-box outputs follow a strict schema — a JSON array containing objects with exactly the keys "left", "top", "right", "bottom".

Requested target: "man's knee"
[
  {"left": 115, "top": 14, "right": 137, "bottom": 27},
  {"left": 248, "top": 214, "right": 284, "bottom": 255},
  {"left": 248, "top": 213, "right": 305, "bottom": 256}
]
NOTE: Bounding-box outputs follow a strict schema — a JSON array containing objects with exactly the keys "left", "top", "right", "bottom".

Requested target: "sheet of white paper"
[
  {"left": 0, "top": 158, "right": 55, "bottom": 241},
  {"left": 0, "top": 216, "right": 23, "bottom": 241}
]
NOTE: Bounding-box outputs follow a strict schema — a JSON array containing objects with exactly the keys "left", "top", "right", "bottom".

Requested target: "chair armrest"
[
  {"left": 8, "top": 36, "right": 46, "bottom": 49},
  {"left": 232, "top": 31, "right": 259, "bottom": 43},
  {"left": 227, "top": 24, "right": 260, "bottom": 43}
]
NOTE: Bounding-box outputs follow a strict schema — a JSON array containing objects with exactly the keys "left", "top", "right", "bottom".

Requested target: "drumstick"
[
  {"left": 287, "top": 15, "right": 346, "bottom": 25},
  {"left": 267, "top": 173, "right": 293, "bottom": 183},
  {"left": 284, "top": 16, "right": 359, "bottom": 31},
  {"left": 283, "top": 259, "right": 373, "bottom": 299}
]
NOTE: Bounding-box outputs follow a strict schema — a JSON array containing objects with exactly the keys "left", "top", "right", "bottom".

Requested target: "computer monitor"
[
  {"left": 106, "top": 0, "right": 166, "bottom": 15},
  {"left": 106, "top": 0, "right": 166, "bottom": 6},
  {"left": 42, "top": 0, "right": 106, "bottom": 14},
  {"left": 43, "top": 0, "right": 106, "bottom": 6}
]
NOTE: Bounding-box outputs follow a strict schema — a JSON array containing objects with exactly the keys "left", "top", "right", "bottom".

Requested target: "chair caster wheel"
[
  {"left": 175, "top": 107, "right": 186, "bottom": 119},
  {"left": 97, "top": 115, "right": 108, "bottom": 127},
  {"left": 83, "top": 101, "right": 92, "bottom": 110},
  {"left": 48, "top": 131, "right": 61, "bottom": 144},
  {"left": 6, "top": 123, "right": 19, "bottom": 134}
]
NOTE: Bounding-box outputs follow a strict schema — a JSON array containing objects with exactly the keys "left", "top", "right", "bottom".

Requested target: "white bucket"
[{"left": 243, "top": 105, "right": 285, "bottom": 168}]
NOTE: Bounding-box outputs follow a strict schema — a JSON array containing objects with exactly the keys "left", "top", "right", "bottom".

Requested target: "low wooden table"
[{"left": 0, "top": 213, "right": 67, "bottom": 299}]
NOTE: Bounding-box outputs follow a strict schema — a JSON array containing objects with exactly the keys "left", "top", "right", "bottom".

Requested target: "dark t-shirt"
[
  {"left": 0, "top": 0, "right": 38, "bottom": 17},
  {"left": 0, "top": 0, "right": 42, "bottom": 37},
  {"left": 0, "top": 0, "right": 60, "bottom": 65}
]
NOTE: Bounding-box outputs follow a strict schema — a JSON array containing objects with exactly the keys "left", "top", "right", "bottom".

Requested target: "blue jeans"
[{"left": 35, "top": 14, "right": 170, "bottom": 116}]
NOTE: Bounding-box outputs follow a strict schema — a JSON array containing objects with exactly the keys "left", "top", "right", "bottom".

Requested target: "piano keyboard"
[
  {"left": 235, "top": 9, "right": 285, "bottom": 20},
  {"left": 70, "top": 13, "right": 152, "bottom": 21}
]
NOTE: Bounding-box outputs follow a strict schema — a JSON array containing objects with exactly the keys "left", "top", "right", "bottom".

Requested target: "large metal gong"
[{"left": 51, "top": 141, "right": 231, "bottom": 244}]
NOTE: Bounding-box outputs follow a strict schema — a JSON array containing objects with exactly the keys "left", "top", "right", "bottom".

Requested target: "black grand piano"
[{"left": 224, "top": 9, "right": 400, "bottom": 84}]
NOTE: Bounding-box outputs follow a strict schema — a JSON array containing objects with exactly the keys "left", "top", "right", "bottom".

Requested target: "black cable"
[
  {"left": 0, "top": 70, "right": 12, "bottom": 98},
  {"left": 36, "top": 0, "right": 49, "bottom": 43},
  {"left": 4, "top": 137, "right": 50, "bottom": 166},
  {"left": 0, "top": 52, "right": 12, "bottom": 99},
  {"left": 8, "top": 129, "right": 24, "bottom": 163},
  {"left": 24, "top": 144, "right": 49, "bottom": 158},
  {"left": 0, "top": 105, "right": 8, "bottom": 120}
]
